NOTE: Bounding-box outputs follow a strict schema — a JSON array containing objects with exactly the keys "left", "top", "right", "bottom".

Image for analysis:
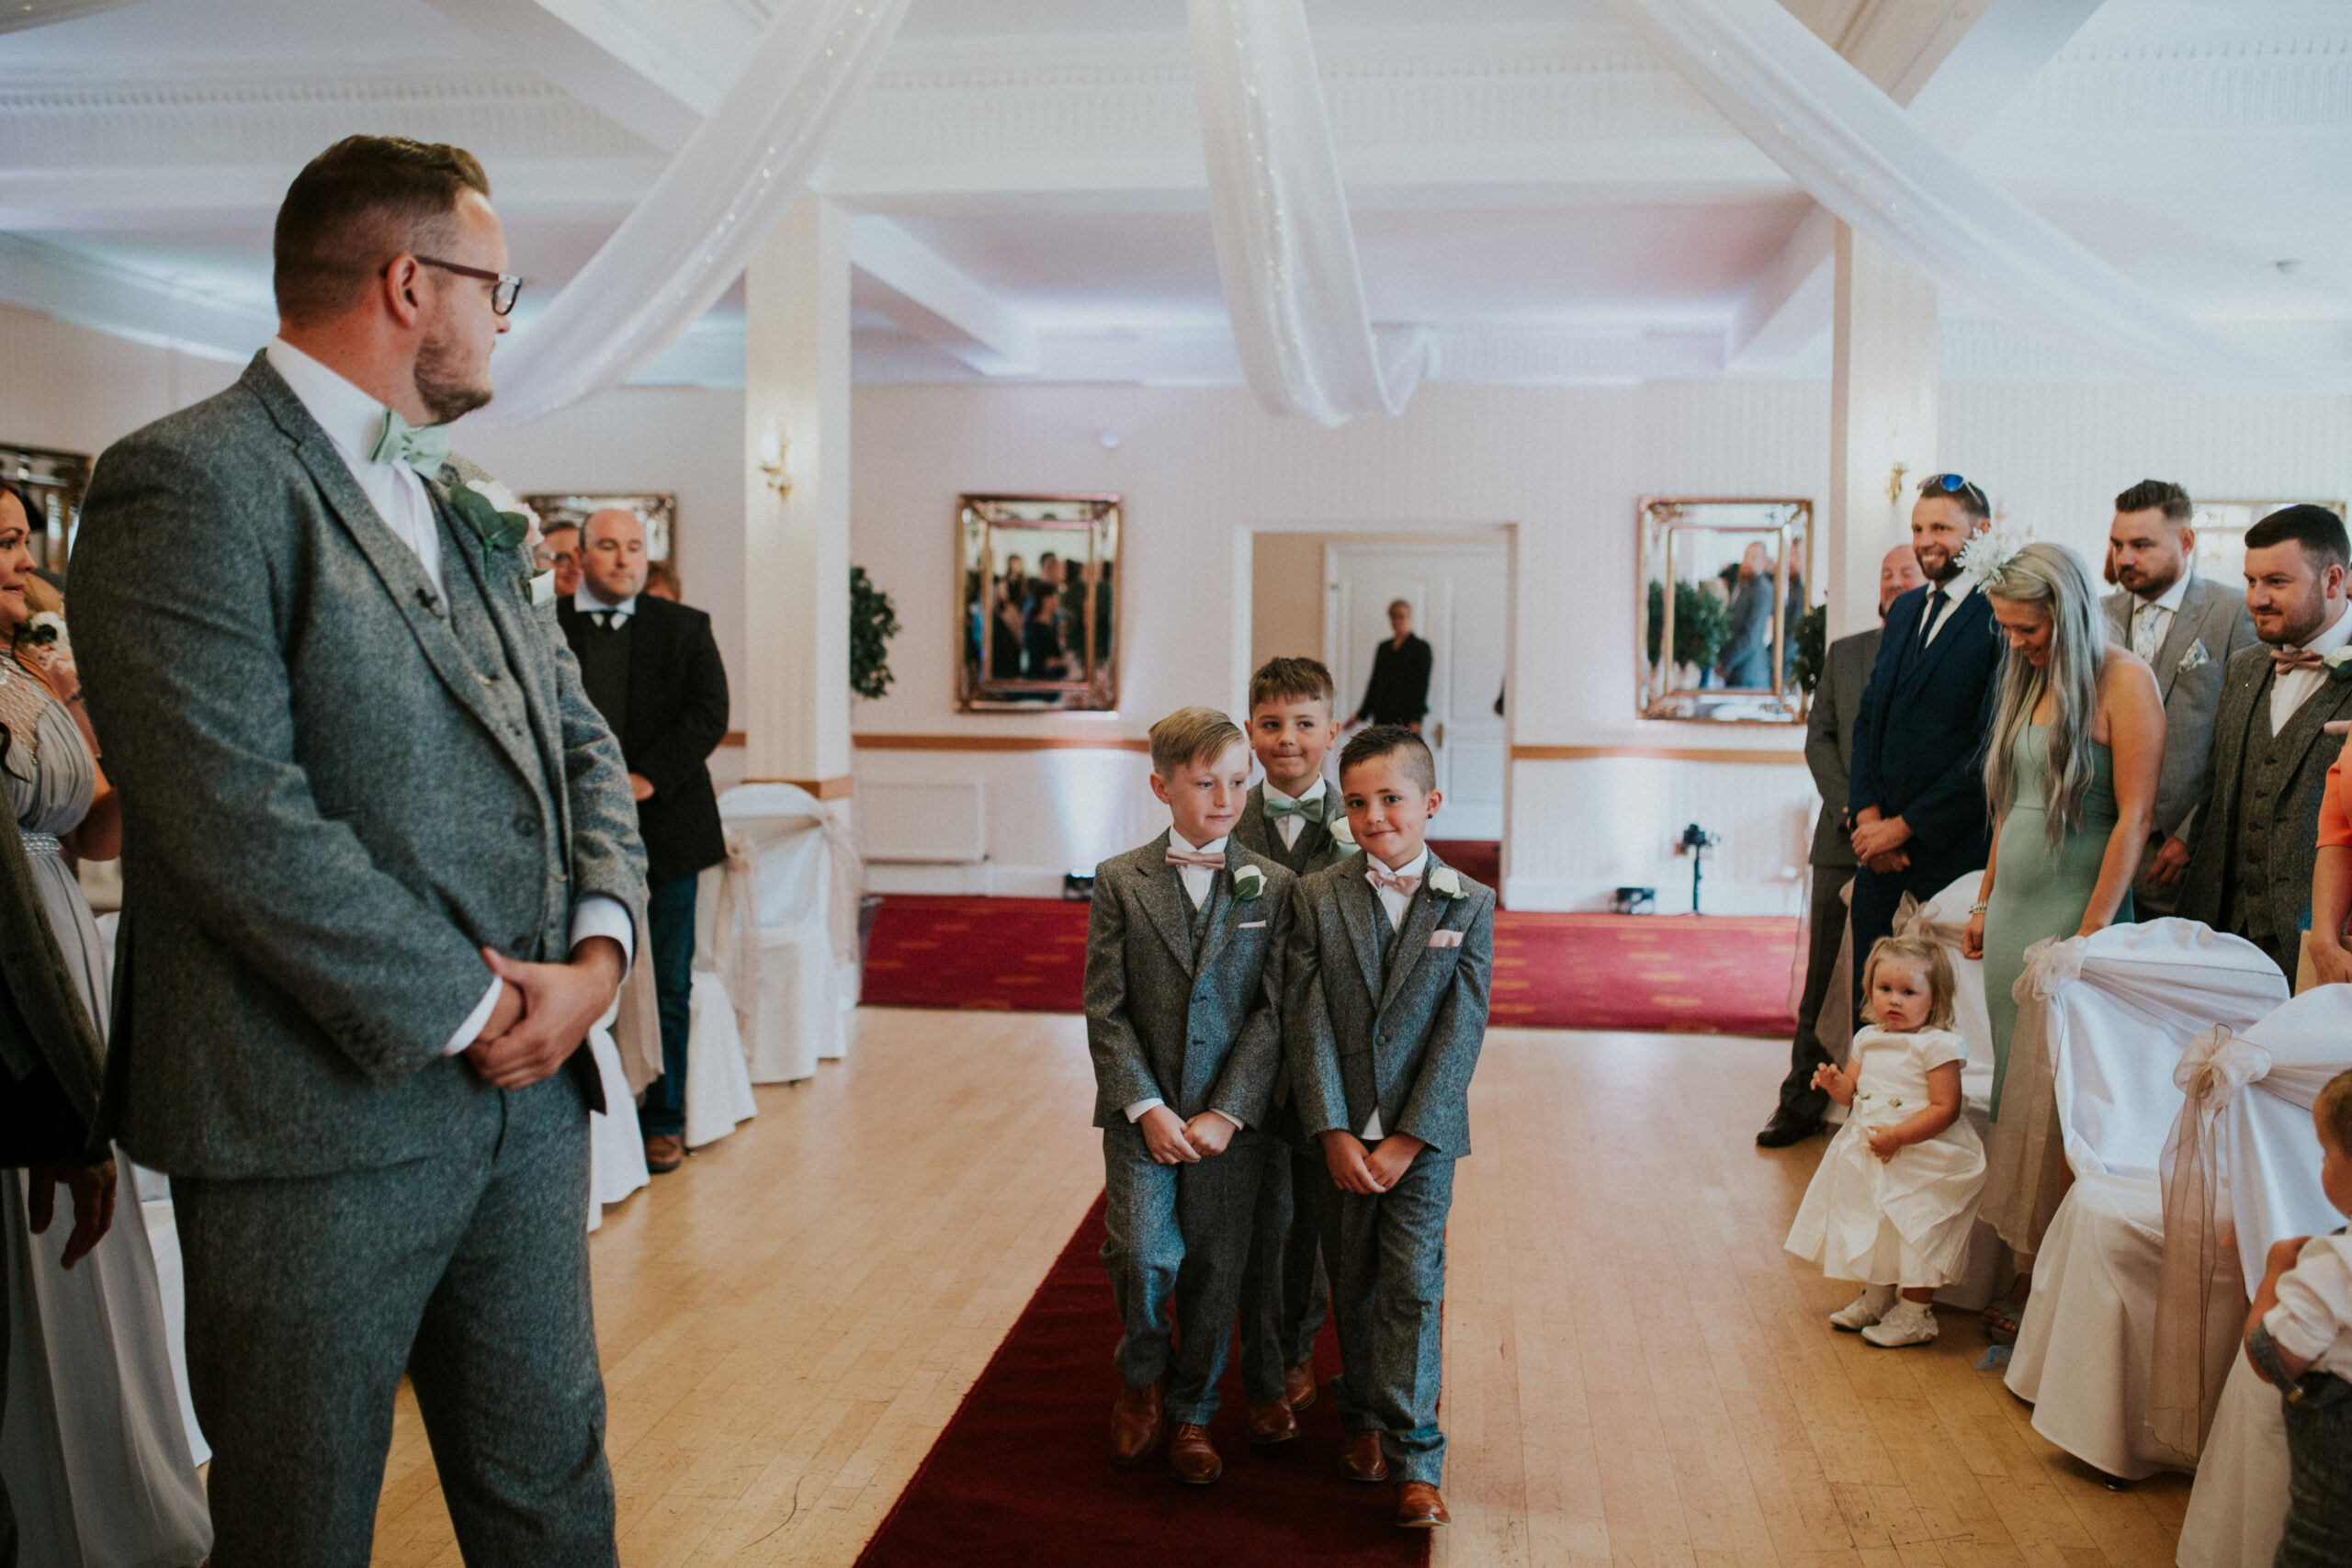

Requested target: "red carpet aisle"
[
  {"left": 853, "top": 1196, "right": 1428, "bottom": 1568},
  {"left": 861, "top": 897, "right": 1802, "bottom": 1036}
]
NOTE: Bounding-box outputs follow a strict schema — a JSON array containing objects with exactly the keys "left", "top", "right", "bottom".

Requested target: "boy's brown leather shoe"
[
  {"left": 1169, "top": 1423, "right": 1223, "bottom": 1484},
  {"left": 1395, "top": 1482, "right": 1450, "bottom": 1528},
  {"left": 1110, "top": 1379, "right": 1163, "bottom": 1467},
  {"left": 1245, "top": 1396, "right": 1300, "bottom": 1445},
  {"left": 1340, "top": 1429, "right": 1389, "bottom": 1483},
  {"left": 1283, "top": 1362, "right": 1317, "bottom": 1411}
]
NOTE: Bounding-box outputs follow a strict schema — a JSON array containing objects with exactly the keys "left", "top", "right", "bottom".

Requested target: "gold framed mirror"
[
  {"left": 958, "top": 493, "right": 1120, "bottom": 712},
  {"left": 1637, "top": 496, "right": 1813, "bottom": 724}
]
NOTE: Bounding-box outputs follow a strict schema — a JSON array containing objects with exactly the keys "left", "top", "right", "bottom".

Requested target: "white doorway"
[{"left": 1325, "top": 541, "right": 1510, "bottom": 840}]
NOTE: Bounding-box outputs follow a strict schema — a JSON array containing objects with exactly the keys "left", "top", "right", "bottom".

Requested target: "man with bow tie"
[
  {"left": 2178, "top": 505, "right": 2352, "bottom": 978},
  {"left": 558, "top": 510, "right": 731, "bottom": 1174}
]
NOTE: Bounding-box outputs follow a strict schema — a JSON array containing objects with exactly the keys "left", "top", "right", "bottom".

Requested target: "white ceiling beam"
[
  {"left": 848, "top": 216, "right": 1040, "bottom": 378},
  {"left": 413, "top": 0, "right": 744, "bottom": 152},
  {"left": 0, "top": 158, "right": 668, "bottom": 230},
  {"left": 1724, "top": 0, "right": 2109, "bottom": 371},
  {"left": 0, "top": 233, "right": 272, "bottom": 362}
]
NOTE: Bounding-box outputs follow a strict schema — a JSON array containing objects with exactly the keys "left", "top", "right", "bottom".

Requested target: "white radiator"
[{"left": 860, "top": 780, "right": 988, "bottom": 863}]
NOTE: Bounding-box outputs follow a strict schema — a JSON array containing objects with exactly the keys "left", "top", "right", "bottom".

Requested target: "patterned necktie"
[
  {"left": 2132, "top": 601, "right": 2164, "bottom": 662},
  {"left": 369, "top": 409, "right": 449, "bottom": 477},
  {"left": 1264, "top": 794, "right": 1326, "bottom": 825}
]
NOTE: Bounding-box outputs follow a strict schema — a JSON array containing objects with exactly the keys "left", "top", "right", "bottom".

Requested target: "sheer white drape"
[
  {"left": 1597, "top": 0, "right": 2346, "bottom": 393},
  {"left": 1186, "top": 0, "right": 1429, "bottom": 427},
  {"left": 482, "top": 0, "right": 910, "bottom": 426}
]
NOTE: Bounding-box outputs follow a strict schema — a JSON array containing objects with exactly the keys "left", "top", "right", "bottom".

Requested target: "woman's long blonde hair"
[{"left": 1979, "top": 542, "right": 2107, "bottom": 852}]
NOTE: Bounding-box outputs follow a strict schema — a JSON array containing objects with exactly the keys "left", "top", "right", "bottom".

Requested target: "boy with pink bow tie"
[
  {"left": 1086, "top": 707, "right": 1296, "bottom": 1485},
  {"left": 1283, "top": 724, "right": 1495, "bottom": 1530}
]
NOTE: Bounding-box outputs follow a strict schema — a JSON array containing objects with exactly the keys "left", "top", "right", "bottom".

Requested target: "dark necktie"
[
  {"left": 1917, "top": 588, "right": 1951, "bottom": 645},
  {"left": 594, "top": 611, "right": 617, "bottom": 632}
]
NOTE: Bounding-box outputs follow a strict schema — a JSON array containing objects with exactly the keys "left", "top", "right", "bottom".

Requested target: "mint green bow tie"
[
  {"left": 370, "top": 409, "right": 449, "bottom": 477},
  {"left": 1265, "top": 794, "right": 1326, "bottom": 825}
]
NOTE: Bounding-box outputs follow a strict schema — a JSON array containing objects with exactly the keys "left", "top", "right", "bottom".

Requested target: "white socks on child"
[
  {"left": 1860, "top": 1299, "right": 1938, "bottom": 1348},
  {"left": 1828, "top": 1284, "right": 1897, "bottom": 1331}
]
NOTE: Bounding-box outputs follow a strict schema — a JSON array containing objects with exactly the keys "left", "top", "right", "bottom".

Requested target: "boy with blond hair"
[
  {"left": 1285, "top": 725, "right": 1494, "bottom": 1529},
  {"left": 1231, "top": 657, "right": 1351, "bottom": 1443},
  {"left": 1087, "top": 706, "right": 1296, "bottom": 1484}
]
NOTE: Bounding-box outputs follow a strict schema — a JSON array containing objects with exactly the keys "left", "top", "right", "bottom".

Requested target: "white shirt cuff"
[
  {"left": 571, "top": 895, "right": 635, "bottom": 980},
  {"left": 444, "top": 976, "right": 503, "bottom": 1056},
  {"left": 1124, "top": 1097, "right": 1165, "bottom": 1122},
  {"left": 1205, "top": 1109, "right": 1244, "bottom": 1132}
]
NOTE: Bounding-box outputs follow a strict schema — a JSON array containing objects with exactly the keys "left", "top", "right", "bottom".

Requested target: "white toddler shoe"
[
  {"left": 1861, "top": 1300, "right": 1939, "bottom": 1347},
  {"left": 1828, "top": 1284, "right": 1898, "bottom": 1331}
]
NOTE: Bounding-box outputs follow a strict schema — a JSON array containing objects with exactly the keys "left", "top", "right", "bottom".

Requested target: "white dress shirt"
[
  {"left": 1917, "top": 576, "right": 1973, "bottom": 647},
  {"left": 574, "top": 589, "right": 639, "bottom": 626},
  {"left": 1357, "top": 845, "right": 1431, "bottom": 1142},
  {"left": 1261, "top": 776, "right": 1328, "bottom": 851},
  {"left": 2270, "top": 604, "right": 2352, "bottom": 735},
  {"left": 1124, "top": 834, "right": 1241, "bottom": 1131},
  {"left": 2128, "top": 570, "right": 2193, "bottom": 663},
  {"left": 266, "top": 338, "right": 633, "bottom": 1055},
  {"left": 2265, "top": 1231, "right": 2352, "bottom": 1382}
]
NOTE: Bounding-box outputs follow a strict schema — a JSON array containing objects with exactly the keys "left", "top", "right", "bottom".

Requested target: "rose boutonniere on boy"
[
  {"left": 1428, "top": 865, "right": 1469, "bottom": 901},
  {"left": 1326, "top": 815, "right": 1360, "bottom": 857}
]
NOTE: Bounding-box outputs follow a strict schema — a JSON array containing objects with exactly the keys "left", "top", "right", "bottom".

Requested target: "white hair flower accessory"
[{"left": 1954, "top": 528, "right": 2033, "bottom": 591}]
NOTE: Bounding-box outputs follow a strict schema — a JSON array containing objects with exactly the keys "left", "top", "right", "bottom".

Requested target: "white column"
[
  {"left": 1826, "top": 222, "right": 1938, "bottom": 642},
  {"left": 742, "top": 196, "right": 854, "bottom": 795}
]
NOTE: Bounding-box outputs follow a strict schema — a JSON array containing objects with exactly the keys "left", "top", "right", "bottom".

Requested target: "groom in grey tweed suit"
[
  {"left": 1087, "top": 707, "right": 1294, "bottom": 1484},
  {"left": 74, "top": 137, "right": 644, "bottom": 1565}
]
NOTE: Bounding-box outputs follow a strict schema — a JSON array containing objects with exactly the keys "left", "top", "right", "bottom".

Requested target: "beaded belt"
[{"left": 18, "top": 830, "right": 61, "bottom": 857}]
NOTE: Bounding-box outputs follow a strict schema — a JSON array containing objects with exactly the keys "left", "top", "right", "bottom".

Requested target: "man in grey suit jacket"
[
  {"left": 2177, "top": 505, "right": 2352, "bottom": 978},
  {"left": 74, "top": 137, "right": 645, "bottom": 1566},
  {"left": 1758, "top": 543, "right": 1921, "bottom": 1147},
  {"left": 2103, "top": 480, "right": 2260, "bottom": 916},
  {"left": 1087, "top": 708, "right": 1293, "bottom": 1486}
]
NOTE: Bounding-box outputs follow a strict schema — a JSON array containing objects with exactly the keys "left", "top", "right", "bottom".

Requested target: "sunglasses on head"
[{"left": 1918, "top": 472, "right": 1989, "bottom": 512}]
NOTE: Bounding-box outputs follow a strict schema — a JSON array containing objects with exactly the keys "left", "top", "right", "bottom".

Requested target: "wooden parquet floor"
[{"left": 368, "top": 1011, "right": 2191, "bottom": 1567}]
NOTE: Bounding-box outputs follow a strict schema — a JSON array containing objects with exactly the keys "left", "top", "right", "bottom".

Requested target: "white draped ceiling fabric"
[
  {"left": 1598, "top": 0, "right": 2346, "bottom": 394},
  {"left": 1186, "top": 0, "right": 1429, "bottom": 428},
  {"left": 482, "top": 0, "right": 910, "bottom": 426}
]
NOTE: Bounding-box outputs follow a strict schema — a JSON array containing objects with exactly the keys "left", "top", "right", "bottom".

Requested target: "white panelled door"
[{"left": 1324, "top": 542, "right": 1510, "bottom": 840}]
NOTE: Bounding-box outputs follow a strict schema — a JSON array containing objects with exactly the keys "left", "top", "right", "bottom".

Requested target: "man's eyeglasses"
[
  {"left": 1917, "top": 472, "right": 1990, "bottom": 513},
  {"left": 413, "top": 256, "right": 523, "bottom": 316}
]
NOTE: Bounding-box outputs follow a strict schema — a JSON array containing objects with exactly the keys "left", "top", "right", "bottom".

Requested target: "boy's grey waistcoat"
[
  {"left": 1231, "top": 784, "right": 1351, "bottom": 878},
  {"left": 1283, "top": 851, "right": 1495, "bottom": 1157},
  {"left": 72, "top": 354, "right": 648, "bottom": 1180},
  {"left": 1084, "top": 832, "right": 1293, "bottom": 1130}
]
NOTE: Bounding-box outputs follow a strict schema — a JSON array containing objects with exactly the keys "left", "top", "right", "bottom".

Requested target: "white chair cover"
[
  {"left": 683, "top": 970, "right": 760, "bottom": 1147},
  {"left": 585, "top": 1020, "right": 648, "bottom": 1232},
  {"left": 1906, "top": 875, "right": 2007, "bottom": 1311},
  {"left": 719, "top": 784, "right": 857, "bottom": 1077},
  {"left": 2175, "top": 986, "right": 2350, "bottom": 1563},
  {"left": 2001, "top": 919, "right": 2287, "bottom": 1480}
]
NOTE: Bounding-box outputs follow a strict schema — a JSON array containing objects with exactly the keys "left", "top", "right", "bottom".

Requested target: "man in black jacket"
[
  {"left": 560, "top": 510, "right": 731, "bottom": 1172},
  {"left": 1353, "top": 599, "right": 1434, "bottom": 731}
]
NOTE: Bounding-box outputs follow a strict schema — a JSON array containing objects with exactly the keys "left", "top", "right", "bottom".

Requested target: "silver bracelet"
[{"left": 1969, "top": 900, "right": 1989, "bottom": 916}]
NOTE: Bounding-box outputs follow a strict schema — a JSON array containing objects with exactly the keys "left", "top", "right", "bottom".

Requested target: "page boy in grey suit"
[
  {"left": 1088, "top": 707, "right": 1294, "bottom": 1486},
  {"left": 1230, "top": 657, "right": 1352, "bottom": 1444},
  {"left": 1285, "top": 725, "right": 1495, "bottom": 1532},
  {"left": 74, "top": 137, "right": 645, "bottom": 1566},
  {"left": 2102, "top": 480, "right": 2259, "bottom": 917}
]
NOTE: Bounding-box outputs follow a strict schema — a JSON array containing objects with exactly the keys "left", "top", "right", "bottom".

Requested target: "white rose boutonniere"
[
  {"left": 1233, "top": 863, "right": 1267, "bottom": 903},
  {"left": 1327, "top": 815, "right": 1359, "bottom": 855},
  {"left": 447, "top": 474, "right": 539, "bottom": 557},
  {"left": 2323, "top": 646, "right": 2352, "bottom": 683},
  {"left": 1428, "top": 865, "right": 1468, "bottom": 901}
]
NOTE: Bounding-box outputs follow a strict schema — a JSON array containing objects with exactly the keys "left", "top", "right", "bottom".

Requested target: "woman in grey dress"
[{"left": 0, "top": 483, "right": 209, "bottom": 1566}]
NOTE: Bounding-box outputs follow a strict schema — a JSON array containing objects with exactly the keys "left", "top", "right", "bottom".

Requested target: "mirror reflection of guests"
[
  {"left": 0, "top": 480, "right": 212, "bottom": 1565},
  {"left": 1353, "top": 599, "right": 1433, "bottom": 731},
  {"left": 991, "top": 575, "right": 1027, "bottom": 679},
  {"left": 1025, "top": 584, "right": 1069, "bottom": 679},
  {"left": 1714, "top": 541, "right": 1776, "bottom": 689}
]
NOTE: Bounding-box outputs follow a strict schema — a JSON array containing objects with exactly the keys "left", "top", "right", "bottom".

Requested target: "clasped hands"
[
  {"left": 1321, "top": 1128, "right": 1423, "bottom": 1193},
  {"left": 462, "top": 935, "right": 627, "bottom": 1090},
  {"left": 1138, "top": 1104, "right": 1239, "bottom": 1165},
  {"left": 1848, "top": 807, "right": 1913, "bottom": 874}
]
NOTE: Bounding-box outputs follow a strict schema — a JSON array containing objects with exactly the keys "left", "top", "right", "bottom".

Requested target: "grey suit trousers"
[
  {"left": 1237, "top": 1099, "right": 1330, "bottom": 1401},
  {"left": 1319, "top": 1151, "right": 1455, "bottom": 1486},
  {"left": 175, "top": 1075, "right": 614, "bottom": 1568},
  {"left": 1100, "top": 1121, "right": 1262, "bottom": 1425},
  {"left": 1777, "top": 868, "right": 1852, "bottom": 1120}
]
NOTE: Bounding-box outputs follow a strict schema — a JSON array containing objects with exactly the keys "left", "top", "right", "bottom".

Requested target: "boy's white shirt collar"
[
  {"left": 1261, "top": 774, "right": 1326, "bottom": 806},
  {"left": 1261, "top": 774, "right": 1325, "bottom": 847}
]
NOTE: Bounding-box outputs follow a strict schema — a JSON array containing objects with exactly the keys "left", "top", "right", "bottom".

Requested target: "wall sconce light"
[{"left": 757, "top": 419, "right": 794, "bottom": 498}]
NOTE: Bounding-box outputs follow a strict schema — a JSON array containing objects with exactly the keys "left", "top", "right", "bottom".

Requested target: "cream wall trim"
[
  {"left": 740, "top": 773, "right": 854, "bottom": 799},
  {"left": 1512, "top": 745, "right": 1806, "bottom": 765},
  {"left": 853, "top": 733, "right": 1150, "bottom": 754}
]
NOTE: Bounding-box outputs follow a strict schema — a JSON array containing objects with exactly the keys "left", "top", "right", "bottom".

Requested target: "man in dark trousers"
[
  {"left": 1354, "top": 598, "right": 1434, "bottom": 731},
  {"left": 560, "top": 510, "right": 730, "bottom": 1173},
  {"left": 1844, "top": 475, "right": 2002, "bottom": 994},
  {"left": 1757, "top": 542, "right": 1924, "bottom": 1147}
]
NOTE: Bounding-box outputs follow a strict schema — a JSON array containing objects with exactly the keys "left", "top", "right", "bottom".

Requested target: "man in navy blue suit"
[{"left": 1842, "top": 475, "right": 2002, "bottom": 1004}]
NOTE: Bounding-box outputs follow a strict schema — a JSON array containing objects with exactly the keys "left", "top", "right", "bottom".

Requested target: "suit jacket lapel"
[
  {"left": 1195, "top": 846, "right": 1253, "bottom": 977},
  {"left": 429, "top": 485, "right": 571, "bottom": 821},
  {"left": 1894, "top": 590, "right": 1971, "bottom": 701},
  {"left": 1134, "top": 834, "right": 1198, "bottom": 973},
  {"left": 2150, "top": 597, "right": 2201, "bottom": 703},
  {"left": 1338, "top": 866, "right": 1385, "bottom": 1006},
  {"left": 2269, "top": 664, "right": 2352, "bottom": 780},
  {"left": 1378, "top": 855, "right": 1449, "bottom": 1016}
]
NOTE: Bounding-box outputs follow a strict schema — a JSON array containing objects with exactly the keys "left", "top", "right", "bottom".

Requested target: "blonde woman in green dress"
[{"left": 1960, "top": 540, "right": 2163, "bottom": 1337}]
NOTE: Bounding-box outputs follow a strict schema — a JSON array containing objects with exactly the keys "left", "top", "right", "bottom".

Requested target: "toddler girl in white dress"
[{"left": 1784, "top": 929, "right": 1986, "bottom": 1348}]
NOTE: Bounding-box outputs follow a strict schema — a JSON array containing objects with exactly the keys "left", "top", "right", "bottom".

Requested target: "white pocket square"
[
  {"left": 2177, "top": 637, "right": 2210, "bottom": 672},
  {"left": 1239, "top": 919, "right": 1267, "bottom": 929},
  {"left": 1427, "top": 930, "right": 1463, "bottom": 948}
]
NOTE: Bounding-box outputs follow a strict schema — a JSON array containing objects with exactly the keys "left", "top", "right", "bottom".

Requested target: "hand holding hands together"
[
  {"left": 464, "top": 937, "right": 627, "bottom": 1091},
  {"left": 1139, "top": 1105, "right": 1201, "bottom": 1165}
]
